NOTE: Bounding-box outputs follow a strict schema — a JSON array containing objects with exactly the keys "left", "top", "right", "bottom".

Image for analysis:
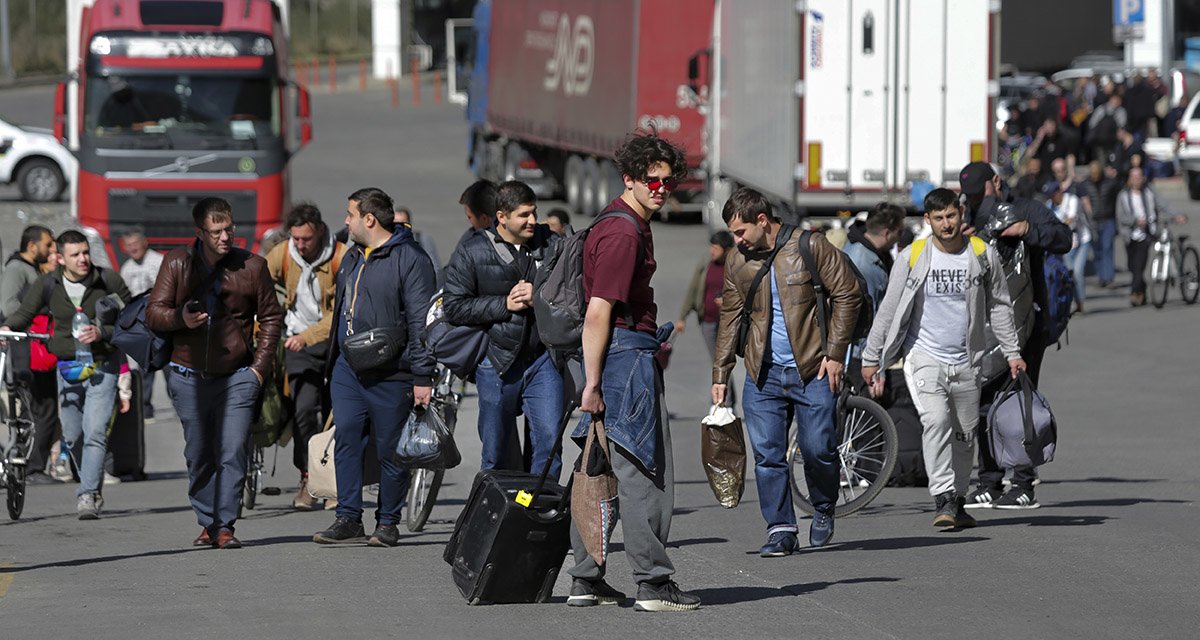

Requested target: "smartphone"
[{"left": 185, "top": 300, "right": 202, "bottom": 313}]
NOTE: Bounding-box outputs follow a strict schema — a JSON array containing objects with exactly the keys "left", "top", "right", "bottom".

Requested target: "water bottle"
[{"left": 71, "top": 307, "right": 93, "bottom": 364}]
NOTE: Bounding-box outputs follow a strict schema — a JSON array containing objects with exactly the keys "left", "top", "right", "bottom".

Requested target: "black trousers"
[
  {"left": 290, "top": 369, "right": 326, "bottom": 473},
  {"left": 25, "top": 370, "right": 62, "bottom": 474},
  {"left": 975, "top": 328, "right": 1047, "bottom": 490},
  {"left": 1126, "top": 239, "right": 1151, "bottom": 295}
]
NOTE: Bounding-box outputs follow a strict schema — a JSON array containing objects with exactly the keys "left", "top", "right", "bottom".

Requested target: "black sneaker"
[
  {"left": 954, "top": 496, "right": 977, "bottom": 528},
  {"left": 312, "top": 516, "right": 366, "bottom": 544},
  {"left": 759, "top": 531, "right": 799, "bottom": 557},
  {"left": 964, "top": 486, "right": 1002, "bottom": 509},
  {"left": 634, "top": 581, "right": 701, "bottom": 612},
  {"left": 367, "top": 524, "right": 401, "bottom": 547},
  {"left": 809, "top": 512, "right": 835, "bottom": 548},
  {"left": 993, "top": 486, "right": 1040, "bottom": 510},
  {"left": 566, "top": 578, "right": 626, "bottom": 607},
  {"left": 933, "top": 491, "right": 957, "bottom": 527}
]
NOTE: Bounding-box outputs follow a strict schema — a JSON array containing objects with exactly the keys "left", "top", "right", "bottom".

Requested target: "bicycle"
[
  {"left": 405, "top": 366, "right": 461, "bottom": 532},
  {"left": 1149, "top": 220, "right": 1200, "bottom": 308},
  {"left": 788, "top": 352, "right": 898, "bottom": 518},
  {"left": 0, "top": 330, "right": 50, "bottom": 520}
]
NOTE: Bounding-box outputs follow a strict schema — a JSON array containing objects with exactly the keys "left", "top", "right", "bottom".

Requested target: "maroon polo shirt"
[{"left": 582, "top": 197, "right": 658, "bottom": 335}]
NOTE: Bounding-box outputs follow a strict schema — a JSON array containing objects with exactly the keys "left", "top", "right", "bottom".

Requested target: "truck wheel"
[
  {"left": 595, "top": 160, "right": 621, "bottom": 212},
  {"left": 1189, "top": 171, "right": 1200, "bottom": 201},
  {"left": 17, "top": 158, "right": 65, "bottom": 202},
  {"left": 581, "top": 157, "right": 600, "bottom": 217},
  {"left": 565, "top": 155, "right": 584, "bottom": 213}
]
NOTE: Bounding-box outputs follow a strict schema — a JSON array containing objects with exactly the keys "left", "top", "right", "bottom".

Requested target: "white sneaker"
[
  {"left": 77, "top": 493, "right": 103, "bottom": 520},
  {"left": 50, "top": 458, "right": 73, "bottom": 482},
  {"left": 103, "top": 472, "right": 122, "bottom": 486}
]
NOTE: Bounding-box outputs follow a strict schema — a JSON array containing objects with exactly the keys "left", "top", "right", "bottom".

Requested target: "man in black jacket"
[
  {"left": 958, "top": 162, "right": 1071, "bottom": 510},
  {"left": 443, "top": 180, "right": 564, "bottom": 478},
  {"left": 313, "top": 187, "right": 436, "bottom": 548}
]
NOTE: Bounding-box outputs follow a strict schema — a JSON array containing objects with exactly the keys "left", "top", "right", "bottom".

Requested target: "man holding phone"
[{"left": 147, "top": 198, "right": 283, "bottom": 549}]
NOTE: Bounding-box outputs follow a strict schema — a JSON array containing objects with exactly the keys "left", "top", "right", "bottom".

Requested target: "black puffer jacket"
[{"left": 442, "top": 224, "right": 561, "bottom": 375}]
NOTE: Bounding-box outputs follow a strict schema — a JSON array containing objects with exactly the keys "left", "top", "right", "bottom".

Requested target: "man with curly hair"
[{"left": 565, "top": 133, "right": 700, "bottom": 612}]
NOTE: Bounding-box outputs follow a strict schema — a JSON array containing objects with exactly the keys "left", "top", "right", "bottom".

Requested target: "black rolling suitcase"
[
  {"left": 443, "top": 408, "right": 574, "bottom": 605},
  {"left": 108, "top": 369, "right": 147, "bottom": 480}
]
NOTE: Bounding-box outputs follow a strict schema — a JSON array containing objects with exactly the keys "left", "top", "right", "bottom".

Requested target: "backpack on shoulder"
[
  {"left": 1041, "top": 252, "right": 1076, "bottom": 345},
  {"left": 532, "top": 209, "right": 642, "bottom": 353},
  {"left": 796, "top": 228, "right": 878, "bottom": 346}
]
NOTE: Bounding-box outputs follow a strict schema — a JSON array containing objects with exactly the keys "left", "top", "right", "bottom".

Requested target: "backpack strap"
[
  {"left": 795, "top": 229, "right": 829, "bottom": 353},
  {"left": 281, "top": 243, "right": 290, "bottom": 285},
  {"left": 738, "top": 224, "right": 797, "bottom": 354},
  {"left": 908, "top": 236, "right": 989, "bottom": 271}
]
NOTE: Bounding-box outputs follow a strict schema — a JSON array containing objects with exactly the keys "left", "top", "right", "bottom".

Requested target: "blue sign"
[{"left": 1113, "top": 0, "right": 1145, "bottom": 42}]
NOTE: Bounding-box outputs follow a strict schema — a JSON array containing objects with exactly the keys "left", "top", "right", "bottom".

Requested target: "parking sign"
[{"left": 1114, "top": 0, "right": 1145, "bottom": 42}]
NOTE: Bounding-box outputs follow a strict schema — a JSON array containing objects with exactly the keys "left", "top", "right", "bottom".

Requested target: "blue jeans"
[
  {"left": 58, "top": 360, "right": 119, "bottom": 497},
  {"left": 167, "top": 366, "right": 262, "bottom": 533},
  {"left": 329, "top": 356, "right": 413, "bottom": 526},
  {"left": 475, "top": 351, "right": 564, "bottom": 479},
  {"left": 1094, "top": 219, "right": 1117, "bottom": 284},
  {"left": 1066, "top": 242, "right": 1090, "bottom": 303},
  {"left": 742, "top": 363, "right": 838, "bottom": 533}
]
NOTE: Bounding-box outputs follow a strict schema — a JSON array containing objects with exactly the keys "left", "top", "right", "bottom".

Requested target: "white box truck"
[{"left": 703, "top": 0, "right": 999, "bottom": 227}]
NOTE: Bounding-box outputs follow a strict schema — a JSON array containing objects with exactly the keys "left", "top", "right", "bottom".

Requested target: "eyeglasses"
[
  {"left": 202, "top": 225, "right": 236, "bottom": 240},
  {"left": 641, "top": 175, "right": 678, "bottom": 193}
]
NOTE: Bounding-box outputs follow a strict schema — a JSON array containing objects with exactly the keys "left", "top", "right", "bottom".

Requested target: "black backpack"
[
  {"left": 111, "top": 292, "right": 174, "bottom": 372},
  {"left": 532, "top": 209, "right": 642, "bottom": 352},
  {"left": 795, "top": 229, "right": 874, "bottom": 349}
]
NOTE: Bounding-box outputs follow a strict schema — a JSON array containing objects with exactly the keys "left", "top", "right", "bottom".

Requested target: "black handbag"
[{"left": 341, "top": 326, "right": 408, "bottom": 374}]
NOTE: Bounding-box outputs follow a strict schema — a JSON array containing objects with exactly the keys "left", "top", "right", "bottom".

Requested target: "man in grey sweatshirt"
[{"left": 861, "top": 189, "right": 1025, "bottom": 529}]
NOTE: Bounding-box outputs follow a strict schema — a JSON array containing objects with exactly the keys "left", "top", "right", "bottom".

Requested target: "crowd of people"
[
  {"left": 999, "top": 71, "right": 1190, "bottom": 308},
  {"left": 0, "top": 122, "right": 1180, "bottom": 611}
]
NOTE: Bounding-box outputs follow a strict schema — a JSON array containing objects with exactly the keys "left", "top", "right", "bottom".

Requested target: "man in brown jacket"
[
  {"left": 147, "top": 197, "right": 284, "bottom": 549},
  {"left": 266, "top": 203, "right": 344, "bottom": 508},
  {"left": 712, "top": 187, "right": 862, "bottom": 557}
]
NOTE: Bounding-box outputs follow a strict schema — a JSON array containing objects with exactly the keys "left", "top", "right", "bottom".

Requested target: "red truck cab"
[{"left": 56, "top": 0, "right": 310, "bottom": 264}]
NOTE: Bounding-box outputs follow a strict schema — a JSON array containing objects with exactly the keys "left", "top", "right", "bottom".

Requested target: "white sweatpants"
[{"left": 903, "top": 350, "right": 981, "bottom": 497}]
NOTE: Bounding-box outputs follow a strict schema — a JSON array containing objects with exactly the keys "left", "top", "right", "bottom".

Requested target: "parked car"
[
  {"left": 0, "top": 116, "right": 75, "bottom": 202},
  {"left": 1175, "top": 91, "right": 1200, "bottom": 199}
]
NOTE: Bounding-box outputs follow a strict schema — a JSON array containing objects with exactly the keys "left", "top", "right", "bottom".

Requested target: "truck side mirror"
[{"left": 54, "top": 82, "right": 67, "bottom": 142}]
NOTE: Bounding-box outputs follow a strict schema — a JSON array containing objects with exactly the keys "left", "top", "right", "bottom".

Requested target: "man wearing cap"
[{"left": 957, "top": 161, "right": 1071, "bottom": 511}]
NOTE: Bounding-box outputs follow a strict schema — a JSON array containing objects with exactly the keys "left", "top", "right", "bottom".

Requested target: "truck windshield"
[{"left": 84, "top": 74, "right": 280, "bottom": 149}]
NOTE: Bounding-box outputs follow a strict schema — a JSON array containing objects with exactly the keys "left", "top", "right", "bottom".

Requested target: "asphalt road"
[{"left": 1, "top": 82, "right": 1199, "bottom": 639}]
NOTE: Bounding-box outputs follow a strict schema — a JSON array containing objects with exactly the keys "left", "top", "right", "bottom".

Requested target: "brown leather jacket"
[
  {"left": 714, "top": 228, "right": 862, "bottom": 384},
  {"left": 146, "top": 242, "right": 284, "bottom": 376}
]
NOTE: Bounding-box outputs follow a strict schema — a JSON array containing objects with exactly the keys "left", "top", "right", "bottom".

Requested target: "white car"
[
  {"left": 0, "top": 117, "right": 75, "bottom": 202},
  {"left": 1176, "top": 91, "right": 1200, "bottom": 199}
]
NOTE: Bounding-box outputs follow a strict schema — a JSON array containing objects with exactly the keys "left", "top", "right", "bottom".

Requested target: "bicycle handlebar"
[{"left": 0, "top": 330, "right": 51, "bottom": 341}]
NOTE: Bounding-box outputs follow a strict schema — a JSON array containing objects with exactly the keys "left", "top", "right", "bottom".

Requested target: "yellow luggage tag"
[{"left": 515, "top": 490, "right": 534, "bottom": 508}]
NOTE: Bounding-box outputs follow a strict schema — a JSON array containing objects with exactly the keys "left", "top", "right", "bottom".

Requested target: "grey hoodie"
[{"left": 861, "top": 237, "right": 1021, "bottom": 373}]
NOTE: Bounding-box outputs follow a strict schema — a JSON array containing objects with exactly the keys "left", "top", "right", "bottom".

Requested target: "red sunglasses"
[{"left": 641, "top": 175, "right": 678, "bottom": 192}]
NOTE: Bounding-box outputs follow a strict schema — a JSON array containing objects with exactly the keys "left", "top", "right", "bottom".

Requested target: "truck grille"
[{"left": 107, "top": 190, "right": 259, "bottom": 254}]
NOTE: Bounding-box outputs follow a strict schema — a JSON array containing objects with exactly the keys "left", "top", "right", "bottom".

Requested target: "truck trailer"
[
  {"left": 703, "top": 0, "right": 998, "bottom": 228},
  {"left": 466, "top": 0, "right": 712, "bottom": 218}
]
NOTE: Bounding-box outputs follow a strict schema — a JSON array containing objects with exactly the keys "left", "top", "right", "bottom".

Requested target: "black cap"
[{"left": 959, "top": 162, "right": 996, "bottom": 195}]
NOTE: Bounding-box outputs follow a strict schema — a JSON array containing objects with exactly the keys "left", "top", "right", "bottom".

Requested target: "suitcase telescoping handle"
[{"left": 516, "top": 400, "right": 578, "bottom": 510}]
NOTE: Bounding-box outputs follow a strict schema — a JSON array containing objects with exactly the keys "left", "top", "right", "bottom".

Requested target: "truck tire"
[
  {"left": 17, "top": 158, "right": 66, "bottom": 202},
  {"left": 565, "top": 155, "right": 584, "bottom": 213},
  {"left": 581, "top": 157, "right": 600, "bottom": 217},
  {"left": 1189, "top": 171, "right": 1200, "bottom": 201},
  {"left": 595, "top": 160, "right": 621, "bottom": 212}
]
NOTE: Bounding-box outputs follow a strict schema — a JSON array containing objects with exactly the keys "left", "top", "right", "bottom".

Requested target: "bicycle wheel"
[
  {"left": 405, "top": 466, "right": 444, "bottom": 532},
  {"left": 790, "top": 395, "right": 899, "bottom": 517},
  {"left": 6, "top": 463, "right": 25, "bottom": 520},
  {"left": 243, "top": 446, "right": 261, "bottom": 511},
  {"left": 1150, "top": 251, "right": 1170, "bottom": 308},
  {"left": 1180, "top": 247, "right": 1200, "bottom": 305}
]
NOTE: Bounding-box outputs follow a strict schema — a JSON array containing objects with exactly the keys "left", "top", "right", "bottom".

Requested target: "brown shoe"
[
  {"left": 214, "top": 530, "right": 242, "bottom": 549},
  {"left": 293, "top": 474, "right": 319, "bottom": 510},
  {"left": 192, "top": 529, "right": 212, "bottom": 547}
]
